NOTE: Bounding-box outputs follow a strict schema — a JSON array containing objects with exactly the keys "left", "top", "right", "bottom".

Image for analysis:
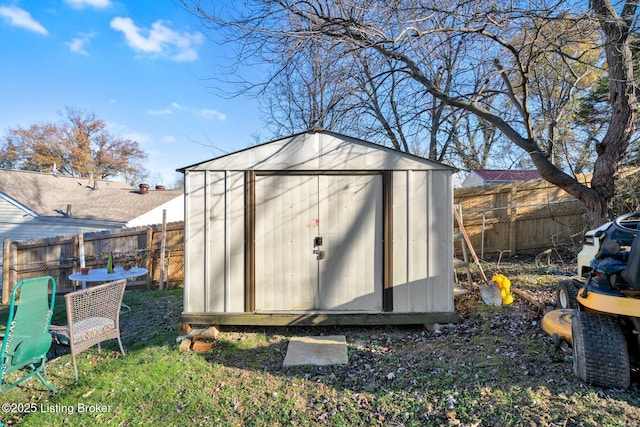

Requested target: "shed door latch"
[
  {"left": 313, "top": 249, "right": 326, "bottom": 260},
  {"left": 313, "top": 236, "right": 325, "bottom": 259}
]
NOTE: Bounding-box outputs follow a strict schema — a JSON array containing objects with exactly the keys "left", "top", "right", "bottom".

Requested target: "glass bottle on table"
[{"left": 107, "top": 252, "right": 114, "bottom": 274}]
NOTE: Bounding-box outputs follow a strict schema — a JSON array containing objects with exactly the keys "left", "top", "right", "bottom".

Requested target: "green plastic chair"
[{"left": 0, "top": 276, "right": 57, "bottom": 393}]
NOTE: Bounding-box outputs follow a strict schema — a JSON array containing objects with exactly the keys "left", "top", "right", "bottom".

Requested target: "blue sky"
[{"left": 0, "top": 0, "right": 264, "bottom": 186}]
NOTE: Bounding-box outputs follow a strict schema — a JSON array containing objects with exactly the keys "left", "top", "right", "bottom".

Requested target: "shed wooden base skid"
[{"left": 180, "top": 312, "right": 458, "bottom": 327}]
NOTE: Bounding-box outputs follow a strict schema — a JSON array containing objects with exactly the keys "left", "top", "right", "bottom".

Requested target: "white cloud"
[
  {"left": 200, "top": 109, "right": 227, "bottom": 121},
  {"left": 106, "top": 122, "right": 150, "bottom": 145},
  {"left": 147, "top": 108, "right": 172, "bottom": 116},
  {"left": 0, "top": 6, "right": 47, "bottom": 35},
  {"left": 66, "top": 33, "right": 95, "bottom": 55},
  {"left": 109, "top": 17, "right": 203, "bottom": 62},
  {"left": 65, "top": 0, "right": 111, "bottom": 9},
  {"left": 123, "top": 131, "right": 151, "bottom": 144},
  {"left": 148, "top": 102, "right": 227, "bottom": 122},
  {"left": 163, "top": 136, "right": 177, "bottom": 143}
]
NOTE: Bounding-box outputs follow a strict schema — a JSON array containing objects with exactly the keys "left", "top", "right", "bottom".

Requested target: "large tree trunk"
[
  {"left": 586, "top": 0, "right": 638, "bottom": 226},
  {"left": 581, "top": 195, "right": 610, "bottom": 229}
]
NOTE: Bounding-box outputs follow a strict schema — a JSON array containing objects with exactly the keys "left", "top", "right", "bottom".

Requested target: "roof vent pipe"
[
  {"left": 139, "top": 183, "right": 149, "bottom": 194},
  {"left": 155, "top": 185, "right": 165, "bottom": 190}
]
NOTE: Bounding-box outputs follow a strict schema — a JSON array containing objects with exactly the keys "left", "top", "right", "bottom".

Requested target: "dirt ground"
[{"left": 171, "top": 256, "right": 640, "bottom": 426}]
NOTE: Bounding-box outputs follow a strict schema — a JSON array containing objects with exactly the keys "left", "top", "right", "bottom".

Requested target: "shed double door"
[{"left": 255, "top": 174, "right": 383, "bottom": 311}]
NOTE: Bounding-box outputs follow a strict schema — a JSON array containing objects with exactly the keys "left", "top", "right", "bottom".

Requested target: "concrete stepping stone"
[{"left": 283, "top": 335, "right": 348, "bottom": 367}]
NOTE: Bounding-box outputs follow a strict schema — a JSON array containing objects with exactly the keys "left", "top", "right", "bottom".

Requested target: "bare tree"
[
  {"left": 185, "top": 0, "right": 638, "bottom": 226},
  {"left": 263, "top": 37, "right": 355, "bottom": 135},
  {"left": 0, "top": 107, "right": 148, "bottom": 184},
  {"left": 188, "top": 0, "right": 490, "bottom": 164}
]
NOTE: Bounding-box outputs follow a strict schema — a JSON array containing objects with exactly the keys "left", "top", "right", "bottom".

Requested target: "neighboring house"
[
  {"left": 461, "top": 169, "right": 541, "bottom": 188},
  {"left": 0, "top": 169, "right": 183, "bottom": 275}
]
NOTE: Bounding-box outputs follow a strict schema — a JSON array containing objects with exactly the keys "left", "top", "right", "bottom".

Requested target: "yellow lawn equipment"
[
  {"left": 453, "top": 207, "right": 503, "bottom": 306},
  {"left": 541, "top": 212, "right": 640, "bottom": 389}
]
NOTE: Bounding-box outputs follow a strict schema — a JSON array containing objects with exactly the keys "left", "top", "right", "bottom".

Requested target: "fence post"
[
  {"left": 509, "top": 186, "right": 517, "bottom": 255},
  {"left": 481, "top": 211, "right": 486, "bottom": 260},
  {"left": 146, "top": 226, "right": 153, "bottom": 290},
  {"left": 78, "top": 233, "right": 85, "bottom": 268},
  {"left": 159, "top": 209, "right": 167, "bottom": 290},
  {"left": 2, "top": 237, "right": 10, "bottom": 303}
]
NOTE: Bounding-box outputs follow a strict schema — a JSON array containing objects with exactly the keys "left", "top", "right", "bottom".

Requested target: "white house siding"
[
  {"left": 0, "top": 197, "right": 36, "bottom": 240},
  {"left": 0, "top": 197, "right": 122, "bottom": 247},
  {"left": 460, "top": 171, "right": 484, "bottom": 188},
  {"left": 0, "top": 196, "right": 121, "bottom": 279},
  {"left": 126, "top": 196, "right": 184, "bottom": 227},
  {"left": 0, "top": 197, "right": 34, "bottom": 272}
]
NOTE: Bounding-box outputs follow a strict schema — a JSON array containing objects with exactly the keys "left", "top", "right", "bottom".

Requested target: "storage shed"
[{"left": 179, "top": 130, "right": 458, "bottom": 326}]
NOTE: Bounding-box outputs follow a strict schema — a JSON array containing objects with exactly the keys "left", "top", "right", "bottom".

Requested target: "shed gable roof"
[
  {"left": 0, "top": 169, "right": 182, "bottom": 223},
  {"left": 179, "top": 130, "right": 456, "bottom": 172}
]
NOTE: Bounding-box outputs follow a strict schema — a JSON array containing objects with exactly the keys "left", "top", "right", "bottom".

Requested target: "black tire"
[
  {"left": 571, "top": 311, "right": 630, "bottom": 388},
  {"left": 556, "top": 280, "right": 579, "bottom": 309},
  {"left": 613, "top": 212, "right": 640, "bottom": 233}
]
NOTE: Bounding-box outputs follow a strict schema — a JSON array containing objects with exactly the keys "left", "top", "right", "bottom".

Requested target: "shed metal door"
[{"left": 255, "top": 174, "right": 382, "bottom": 311}]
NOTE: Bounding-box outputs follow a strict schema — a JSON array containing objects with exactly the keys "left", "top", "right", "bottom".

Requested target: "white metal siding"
[
  {"left": 392, "top": 170, "right": 409, "bottom": 301},
  {"left": 226, "top": 171, "right": 246, "bottom": 311},
  {"left": 185, "top": 171, "right": 246, "bottom": 313},
  {"left": 392, "top": 170, "right": 454, "bottom": 313},
  {"left": 182, "top": 132, "right": 455, "bottom": 317},
  {"left": 429, "top": 171, "right": 455, "bottom": 312},
  {"left": 318, "top": 175, "right": 382, "bottom": 310},
  {"left": 254, "top": 174, "right": 382, "bottom": 311},
  {"left": 255, "top": 175, "right": 318, "bottom": 310},
  {"left": 191, "top": 132, "right": 453, "bottom": 173},
  {"left": 207, "top": 171, "right": 227, "bottom": 312},
  {"left": 185, "top": 171, "right": 207, "bottom": 312}
]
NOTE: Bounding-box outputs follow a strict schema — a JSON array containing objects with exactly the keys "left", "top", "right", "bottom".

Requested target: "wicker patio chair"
[
  {"left": 53, "top": 279, "right": 127, "bottom": 381},
  {"left": 1, "top": 276, "right": 57, "bottom": 393}
]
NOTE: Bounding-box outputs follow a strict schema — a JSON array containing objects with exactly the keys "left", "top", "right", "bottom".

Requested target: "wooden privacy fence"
[
  {"left": 2, "top": 222, "right": 185, "bottom": 303},
  {"left": 454, "top": 179, "right": 589, "bottom": 258}
]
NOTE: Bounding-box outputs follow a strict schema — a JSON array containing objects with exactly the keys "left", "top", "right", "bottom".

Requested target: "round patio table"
[
  {"left": 69, "top": 267, "right": 148, "bottom": 290},
  {"left": 68, "top": 267, "right": 148, "bottom": 311}
]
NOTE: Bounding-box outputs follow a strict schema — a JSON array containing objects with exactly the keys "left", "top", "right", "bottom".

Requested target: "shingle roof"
[
  {"left": 472, "top": 169, "right": 541, "bottom": 182},
  {"left": 0, "top": 169, "right": 182, "bottom": 223}
]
